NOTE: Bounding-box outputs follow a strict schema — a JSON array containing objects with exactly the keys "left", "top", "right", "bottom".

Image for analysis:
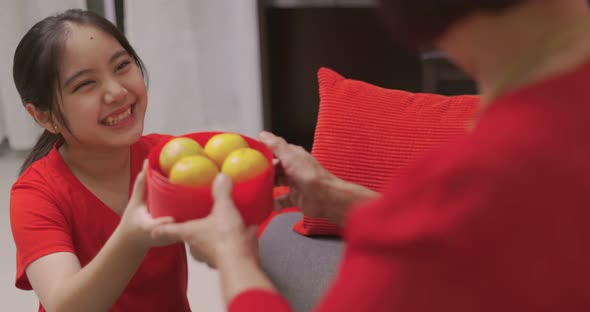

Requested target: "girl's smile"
[{"left": 100, "top": 102, "right": 136, "bottom": 128}]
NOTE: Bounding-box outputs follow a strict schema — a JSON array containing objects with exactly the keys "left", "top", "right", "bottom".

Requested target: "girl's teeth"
[{"left": 103, "top": 108, "right": 131, "bottom": 126}]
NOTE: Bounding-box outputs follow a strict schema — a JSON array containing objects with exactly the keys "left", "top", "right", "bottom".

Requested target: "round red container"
[{"left": 146, "top": 132, "right": 275, "bottom": 225}]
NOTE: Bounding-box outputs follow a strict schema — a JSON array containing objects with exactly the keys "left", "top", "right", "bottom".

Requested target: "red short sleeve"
[{"left": 10, "top": 180, "right": 74, "bottom": 290}]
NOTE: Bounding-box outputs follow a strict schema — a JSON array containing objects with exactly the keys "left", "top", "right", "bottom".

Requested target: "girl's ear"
[{"left": 25, "top": 103, "right": 61, "bottom": 134}]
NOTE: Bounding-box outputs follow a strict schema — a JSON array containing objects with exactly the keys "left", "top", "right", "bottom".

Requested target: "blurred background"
[
  {"left": 0, "top": 0, "right": 476, "bottom": 154},
  {"left": 0, "top": 0, "right": 475, "bottom": 310}
]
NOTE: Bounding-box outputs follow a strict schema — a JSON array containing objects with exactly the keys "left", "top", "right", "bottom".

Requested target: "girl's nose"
[{"left": 103, "top": 82, "right": 128, "bottom": 104}]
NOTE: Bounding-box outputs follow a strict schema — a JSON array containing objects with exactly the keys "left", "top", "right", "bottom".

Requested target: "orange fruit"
[
  {"left": 168, "top": 155, "right": 219, "bottom": 186},
  {"left": 221, "top": 147, "right": 269, "bottom": 182},
  {"left": 159, "top": 137, "right": 204, "bottom": 176},
  {"left": 204, "top": 133, "right": 249, "bottom": 167}
]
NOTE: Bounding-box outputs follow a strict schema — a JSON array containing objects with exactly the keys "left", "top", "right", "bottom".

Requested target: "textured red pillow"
[{"left": 293, "top": 67, "right": 480, "bottom": 236}]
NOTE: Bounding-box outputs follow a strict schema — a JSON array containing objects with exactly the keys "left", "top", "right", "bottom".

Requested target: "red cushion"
[{"left": 293, "top": 68, "right": 479, "bottom": 236}]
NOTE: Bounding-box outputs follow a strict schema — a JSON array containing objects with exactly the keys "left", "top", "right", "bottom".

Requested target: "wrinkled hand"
[
  {"left": 259, "top": 131, "right": 379, "bottom": 224},
  {"left": 151, "top": 174, "right": 259, "bottom": 268},
  {"left": 119, "top": 160, "right": 176, "bottom": 251},
  {"left": 259, "top": 131, "right": 347, "bottom": 220}
]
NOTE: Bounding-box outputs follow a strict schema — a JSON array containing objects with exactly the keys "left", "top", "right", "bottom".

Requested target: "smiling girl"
[{"left": 10, "top": 9, "right": 190, "bottom": 312}]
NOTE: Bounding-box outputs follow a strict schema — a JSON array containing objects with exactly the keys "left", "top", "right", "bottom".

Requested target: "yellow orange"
[
  {"left": 159, "top": 138, "right": 204, "bottom": 176},
  {"left": 168, "top": 155, "right": 219, "bottom": 186},
  {"left": 221, "top": 147, "right": 269, "bottom": 183},
  {"left": 204, "top": 133, "right": 249, "bottom": 167}
]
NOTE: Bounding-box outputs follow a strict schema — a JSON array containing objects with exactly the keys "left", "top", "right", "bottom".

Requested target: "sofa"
[{"left": 258, "top": 68, "right": 480, "bottom": 312}]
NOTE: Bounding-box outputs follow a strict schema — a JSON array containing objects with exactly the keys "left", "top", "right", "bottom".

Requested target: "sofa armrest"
[{"left": 258, "top": 212, "right": 343, "bottom": 312}]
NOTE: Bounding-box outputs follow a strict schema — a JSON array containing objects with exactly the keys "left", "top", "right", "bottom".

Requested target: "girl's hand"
[{"left": 119, "top": 160, "right": 176, "bottom": 251}]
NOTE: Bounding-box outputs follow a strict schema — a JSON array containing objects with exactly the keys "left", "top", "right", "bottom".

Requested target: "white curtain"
[
  {"left": 125, "top": 0, "right": 264, "bottom": 138},
  {"left": 0, "top": 0, "right": 86, "bottom": 151}
]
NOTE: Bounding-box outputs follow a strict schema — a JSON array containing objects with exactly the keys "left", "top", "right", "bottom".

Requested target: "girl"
[{"left": 10, "top": 9, "right": 190, "bottom": 312}]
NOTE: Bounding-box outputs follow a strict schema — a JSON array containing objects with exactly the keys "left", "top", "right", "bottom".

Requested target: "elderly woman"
[{"left": 154, "top": 0, "right": 590, "bottom": 311}]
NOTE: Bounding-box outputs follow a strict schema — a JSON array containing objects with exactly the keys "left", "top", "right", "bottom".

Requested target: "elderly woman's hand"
[
  {"left": 151, "top": 174, "right": 259, "bottom": 268},
  {"left": 259, "top": 131, "right": 378, "bottom": 225}
]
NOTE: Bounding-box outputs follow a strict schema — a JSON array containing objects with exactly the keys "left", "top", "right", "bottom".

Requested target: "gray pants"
[{"left": 259, "top": 212, "right": 344, "bottom": 312}]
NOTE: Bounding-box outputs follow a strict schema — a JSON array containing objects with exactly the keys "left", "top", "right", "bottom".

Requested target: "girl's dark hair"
[
  {"left": 13, "top": 9, "right": 147, "bottom": 175},
  {"left": 378, "top": 0, "right": 527, "bottom": 47}
]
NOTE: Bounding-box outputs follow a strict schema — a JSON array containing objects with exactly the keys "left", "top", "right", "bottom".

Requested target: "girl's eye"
[
  {"left": 115, "top": 60, "right": 131, "bottom": 72},
  {"left": 73, "top": 80, "right": 94, "bottom": 92}
]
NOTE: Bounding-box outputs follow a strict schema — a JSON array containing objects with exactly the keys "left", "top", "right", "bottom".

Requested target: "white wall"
[
  {"left": 125, "top": 0, "right": 264, "bottom": 138},
  {"left": 0, "top": 1, "right": 86, "bottom": 150}
]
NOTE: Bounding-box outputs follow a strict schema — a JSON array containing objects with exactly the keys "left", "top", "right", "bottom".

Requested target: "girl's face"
[{"left": 56, "top": 24, "right": 147, "bottom": 150}]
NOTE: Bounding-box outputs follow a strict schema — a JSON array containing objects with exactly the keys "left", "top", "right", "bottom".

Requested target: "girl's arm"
[
  {"left": 26, "top": 227, "right": 147, "bottom": 312},
  {"left": 25, "top": 161, "right": 172, "bottom": 312}
]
